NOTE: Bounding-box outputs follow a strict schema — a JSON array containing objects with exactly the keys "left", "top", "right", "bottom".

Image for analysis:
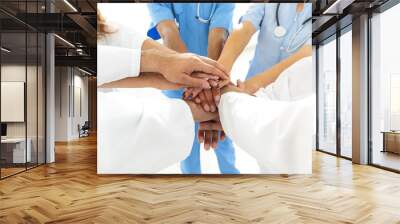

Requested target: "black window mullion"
[
  {"left": 336, "top": 29, "right": 341, "bottom": 157},
  {"left": 36, "top": 0, "right": 39, "bottom": 168},
  {"left": 367, "top": 11, "right": 373, "bottom": 165},
  {"left": 0, "top": 23, "right": 2, "bottom": 179},
  {"left": 24, "top": 0, "right": 28, "bottom": 171},
  {"left": 316, "top": 44, "right": 320, "bottom": 150}
]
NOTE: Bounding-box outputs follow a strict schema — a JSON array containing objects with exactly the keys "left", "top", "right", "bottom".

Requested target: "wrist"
[
  {"left": 245, "top": 83, "right": 258, "bottom": 95},
  {"left": 140, "top": 49, "right": 157, "bottom": 73},
  {"left": 217, "top": 58, "right": 233, "bottom": 75}
]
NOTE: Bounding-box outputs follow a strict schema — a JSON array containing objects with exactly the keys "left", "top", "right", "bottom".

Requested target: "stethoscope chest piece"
[{"left": 274, "top": 26, "right": 287, "bottom": 38}]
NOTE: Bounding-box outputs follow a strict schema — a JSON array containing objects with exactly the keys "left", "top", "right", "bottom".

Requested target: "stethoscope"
[
  {"left": 195, "top": 3, "right": 216, "bottom": 24},
  {"left": 274, "top": 3, "right": 312, "bottom": 38},
  {"left": 274, "top": 3, "right": 312, "bottom": 53}
]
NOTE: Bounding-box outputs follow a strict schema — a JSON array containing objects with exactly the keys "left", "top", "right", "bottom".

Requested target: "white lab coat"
[
  {"left": 97, "top": 23, "right": 194, "bottom": 174},
  {"left": 219, "top": 57, "right": 315, "bottom": 174}
]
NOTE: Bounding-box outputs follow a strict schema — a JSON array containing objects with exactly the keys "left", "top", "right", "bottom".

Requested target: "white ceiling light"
[
  {"left": 63, "top": 0, "right": 78, "bottom": 12},
  {"left": 1, "top": 47, "right": 11, "bottom": 53},
  {"left": 78, "top": 67, "right": 92, "bottom": 76},
  {"left": 323, "top": 0, "right": 355, "bottom": 15},
  {"left": 54, "top": 34, "right": 75, "bottom": 48}
]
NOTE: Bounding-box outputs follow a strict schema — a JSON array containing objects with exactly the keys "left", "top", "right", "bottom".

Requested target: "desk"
[
  {"left": 1, "top": 138, "right": 31, "bottom": 163},
  {"left": 382, "top": 131, "right": 400, "bottom": 155}
]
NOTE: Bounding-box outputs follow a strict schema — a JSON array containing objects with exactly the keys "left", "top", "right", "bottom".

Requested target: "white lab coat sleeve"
[
  {"left": 255, "top": 57, "right": 314, "bottom": 101},
  {"left": 219, "top": 92, "right": 315, "bottom": 174},
  {"left": 97, "top": 22, "right": 148, "bottom": 86},
  {"left": 97, "top": 45, "right": 141, "bottom": 86},
  {"left": 97, "top": 89, "right": 195, "bottom": 174}
]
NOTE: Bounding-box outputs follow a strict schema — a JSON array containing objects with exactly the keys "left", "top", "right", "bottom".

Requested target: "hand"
[
  {"left": 159, "top": 52, "right": 229, "bottom": 88},
  {"left": 183, "top": 77, "right": 230, "bottom": 99},
  {"left": 184, "top": 72, "right": 221, "bottom": 99},
  {"left": 185, "top": 78, "right": 230, "bottom": 111},
  {"left": 195, "top": 88, "right": 218, "bottom": 112},
  {"left": 220, "top": 80, "right": 247, "bottom": 95},
  {"left": 237, "top": 79, "right": 246, "bottom": 92},
  {"left": 198, "top": 120, "right": 225, "bottom": 150},
  {"left": 186, "top": 100, "right": 218, "bottom": 122}
]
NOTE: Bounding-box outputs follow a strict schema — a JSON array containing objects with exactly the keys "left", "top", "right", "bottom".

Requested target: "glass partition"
[
  {"left": 38, "top": 32, "right": 45, "bottom": 165},
  {"left": 27, "top": 31, "right": 38, "bottom": 169},
  {"left": 0, "top": 1, "right": 46, "bottom": 179},
  {"left": 1, "top": 31, "right": 28, "bottom": 177}
]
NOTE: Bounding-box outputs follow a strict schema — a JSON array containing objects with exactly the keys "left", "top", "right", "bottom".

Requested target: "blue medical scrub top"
[
  {"left": 147, "top": 3, "right": 235, "bottom": 57},
  {"left": 241, "top": 3, "right": 312, "bottom": 78}
]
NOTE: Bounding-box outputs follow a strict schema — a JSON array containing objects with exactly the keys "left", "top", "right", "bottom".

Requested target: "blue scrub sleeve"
[
  {"left": 239, "top": 3, "right": 265, "bottom": 31},
  {"left": 209, "top": 3, "right": 235, "bottom": 33},
  {"left": 147, "top": 3, "right": 175, "bottom": 40}
]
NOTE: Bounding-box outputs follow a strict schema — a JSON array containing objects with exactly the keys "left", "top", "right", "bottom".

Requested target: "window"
[
  {"left": 318, "top": 37, "right": 337, "bottom": 154},
  {"left": 340, "top": 29, "right": 352, "bottom": 158},
  {"left": 370, "top": 2, "right": 400, "bottom": 171},
  {"left": 390, "top": 74, "right": 400, "bottom": 130}
]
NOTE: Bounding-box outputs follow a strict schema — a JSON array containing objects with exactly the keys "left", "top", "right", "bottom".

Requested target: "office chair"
[{"left": 79, "top": 121, "right": 90, "bottom": 138}]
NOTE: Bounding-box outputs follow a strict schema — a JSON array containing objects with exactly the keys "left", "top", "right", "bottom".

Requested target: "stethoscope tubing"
[
  {"left": 276, "top": 3, "right": 311, "bottom": 28},
  {"left": 195, "top": 3, "right": 216, "bottom": 24},
  {"left": 275, "top": 3, "right": 312, "bottom": 53}
]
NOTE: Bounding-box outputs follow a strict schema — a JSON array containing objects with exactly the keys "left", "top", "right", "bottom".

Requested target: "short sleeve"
[
  {"left": 239, "top": 3, "right": 265, "bottom": 31},
  {"left": 209, "top": 3, "right": 235, "bottom": 33},
  {"left": 147, "top": 3, "right": 175, "bottom": 40}
]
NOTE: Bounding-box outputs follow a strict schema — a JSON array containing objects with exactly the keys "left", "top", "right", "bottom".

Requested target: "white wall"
[
  {"left": 1, "top": 65, "right": 36, "bottom": 138},
  {"left": 71, "top": 73, "right": 89, "bottom": 138},
  {"left": 55, "top": 67, "right": 89, "bottom": 141}
]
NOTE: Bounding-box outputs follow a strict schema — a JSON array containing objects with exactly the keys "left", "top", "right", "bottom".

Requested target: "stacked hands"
[
  {"left": 162, "top": 53, "right": 245, "bottom": 150},
  {"left": 116, "top": 47, "right": 249, "bottom": 150},
  {"left": 183, "top": 76, "right": 227, "bottom": 151}
]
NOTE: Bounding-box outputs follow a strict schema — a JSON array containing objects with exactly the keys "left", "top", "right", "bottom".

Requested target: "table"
[
  {"left": 381, "top": 131, "right": 400, "bottom": 154},
  {"left": 1, "top": 138, "right": 31, "bottom": 164}
]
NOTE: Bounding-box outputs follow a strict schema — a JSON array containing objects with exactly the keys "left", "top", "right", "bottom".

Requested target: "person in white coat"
[
  {"left": 96, "top": 11, "right": 229, "bottom": 174},
  {"left": 215, "top": 57, "right": 315, "bottom": 174}
]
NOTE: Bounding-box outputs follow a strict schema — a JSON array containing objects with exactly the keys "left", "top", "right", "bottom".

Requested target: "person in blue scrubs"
[
  {"left": 244, "top": 3, "right": 312, "bottom": 79},
  {"left": 147, "top": 3, "right": 240, "bottom": 174},
  {"left": 215, "top": 3, "right": 312, "bottom": 85}
]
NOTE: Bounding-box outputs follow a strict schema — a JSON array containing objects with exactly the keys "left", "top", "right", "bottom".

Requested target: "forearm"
[
  {"left": 217, "top": 21, "right": 255, "bottom": 73},
  {"left": 244, "top": 44, "right": 312, "bottom": 94},
  {"left": 141, "top": 38, "right": 176, "bottom": 54},
  {"left": 140, "top": 48, "right": 172, "bottom": 73},
  {"left": 156, "top": 20, "right": 187, "bottom": 53},
  {"left": 208, "top": 28, "right": 227, "bottom": 60},
  {"left": 98, "top": 72, "right": 182, "bottom": 90}
]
